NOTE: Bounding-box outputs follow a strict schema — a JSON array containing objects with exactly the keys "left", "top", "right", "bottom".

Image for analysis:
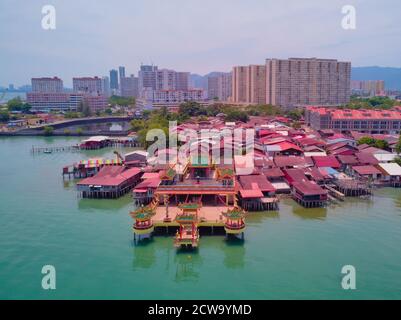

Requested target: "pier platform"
[{"left": 153, "top": 205, "right": 227, "bottom": 228}]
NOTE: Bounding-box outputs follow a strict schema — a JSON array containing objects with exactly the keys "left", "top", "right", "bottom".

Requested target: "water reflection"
[
  {"left": 63, "top": 180, "right": 75, "bottom": 189},
  {"left": 132, "top": 239, "right": 156, "bottom": 270},
  {"left": 77, "top": 196, "right": 133, "bottom": 211},
  {"left": 174, "top": 250, "right": 203, "bottom": 282},
  {"left": 292, "top": 204, "right": 327, "bottom": 220},
  {"left": 246, "top": 211, "right": 280, "bottom": 224}
]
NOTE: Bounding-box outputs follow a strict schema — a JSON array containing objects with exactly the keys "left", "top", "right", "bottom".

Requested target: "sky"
[{"left": 0, "top": 0, "right": 400, "bottom": 87}]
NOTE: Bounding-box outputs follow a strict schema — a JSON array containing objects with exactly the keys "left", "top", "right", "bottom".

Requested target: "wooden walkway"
[
  {"left": 31, "top": 145, "right": 80, "bottom": 154},
  {"left": 31, "top": 141, "right": 141, "bottom": 154}
]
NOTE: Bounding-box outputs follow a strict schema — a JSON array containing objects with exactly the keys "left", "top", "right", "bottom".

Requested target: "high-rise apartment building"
[
  {"left": 119, "top": 66, "right": 126, "bottom": 85},
  {"left": 265, "top": 58, "right": 351, "bottom": 107},
  {"left": 207, "top": 76, "right": 219, "bottom": 100},
  {"left": 231, "top": 58, "right": 351, "bottom": 107},
  {"left": 207, "top": 73, "right": 232, "bottom": 101},
  {"left": 156, "top": 69, "right": 177, "bottom": 90},
  {"left": 102, "top": 76, "right": 110, "bottom": 97},
  {"left": 73, "top": 77, "right": 103, "bottom": 94},
  {"left": 138, "top": 65, "right": 190, "bottom": 98},
  {"left": 175, "top": 72, "right": 190, "bottom": 91},
  {"left": 109, "top": 69, "right": 119, "bottom": 90},
  {"left": 31, "top": 77, "right": 63, "bottom": 93},
  {"left": 249, "top": 65, "right": 266, "bottom": 104},
  {"left": 232, "top": 65, "right": 265, "bottom": 104},
  {"left": 121, "top": 75, "right": 139, "bottom": 98},
  {"left": 218, "top": 72, "right": 232, "bottom": 101},
  {"left": 232, "top": 66, "right": 250, "bottom": 103},
  {"left": 138, "top": 65, "right": 158, "bottom": 92},
  {"left": 351, "top": 80, "right": 385, "bottom": 95}
]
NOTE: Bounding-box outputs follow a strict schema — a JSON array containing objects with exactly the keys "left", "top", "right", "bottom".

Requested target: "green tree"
[
  {"left": 7, "top": 97, "right": 31, "bottom": 113},
  {"left": 179, "top": 101, "right": 207, "bottom": 117},
  {"left": 357, "top": 136, "right": 389, "bottom": 150},
  {"left": 357, "top": 136, "right": 375, "bottom": 146},
  {"left": 373, "top": 139, "right": 389, "bottom": 150},
  {"left": 130, "top": 119, "right": 146, "bottom": 132},
  {"left": 64, "top": 129, "right": 71, "bottom": 135},
  {"left": 65, "top": 112, "right": 80, "bottom": 119},
  {"left": 76, "top": 128, "right": 83, "bottom": 135},
  {"left": 43, "top": 126, "right": 54, "bottom": 136},
  {"left": 225, "top": 110, "right": 249, "bottom": 123},
  {"left": 108, "top": 95, "right": 135, "bottom": 106},
  {"left": 0, "top": 110, "right": 10, "bottom": 122}
]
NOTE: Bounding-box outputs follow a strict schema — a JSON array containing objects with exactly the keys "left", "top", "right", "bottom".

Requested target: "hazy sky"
[{"left": 1, "top": 0, "right": 400, "bottom": 87}]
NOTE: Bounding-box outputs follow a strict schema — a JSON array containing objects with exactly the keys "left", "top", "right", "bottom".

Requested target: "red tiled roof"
[
  {"left": 308, "top": 107, "right": 401, "bottom": 120},
  {"left": 141, "top": 172, "right": 160, "bottom": 179},
  {"left": 304, "top": 167, "right": 325, "bottom": 182},
  {"left": 293, "top": 180, "right": 327, "bottom": 196},
  {"left": 239, "top": 189, "right": 264, "bottom": 198},
  {"left": 353, "top": 165, "right": 381, "bottom": 175},
  {"left": 274, "top": 156, "right": 313, "bottom": 168},
  {"left": 337, "top": 155, "right": 359, "bottom": 165},
  {"left": 331, "top": 109, "right": 401, "bottom": 120},
  {"left": 296, "top": 137, "right": 326, "bottom": 147},
  {"left": 330, "top": 146, "right": 357, "bottom": 156},
  {"left": 283, "top": 168, "right": 308, "bottom": 185},
  {"left": 135, "top": 177, "right": 161, "bottom": 189},
  {"left": 312, "top": 156, "right": 340, "bottom": 168},
  {"left": 238, "top": 174, "right": 275, "bottom": 192},
  {"left": 327, "top": 141, "right": 351, "bottom": 152},
  {"left": 263, "top": 168, "right": 285, "bottom": 178},
  {"left": 276, "top": 141, "right": 303, "bottom": 152},
  {"left": 77, "top": 167, "right": 141, "bottom": 187},
  {"left": 355, "top": 152, "right": 379, "bottom": 165}
]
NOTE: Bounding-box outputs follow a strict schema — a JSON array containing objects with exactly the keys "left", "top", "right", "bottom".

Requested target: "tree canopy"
[
  {"left": 344, "top": 96, "right": 398, "bottom": 110},
  {"left": 109, "top": 95, "right": 135, "bottom": 106},
  {"left": 357, "top": 136, "right": 389, "bottom": 150},
  {"left": 7, "top": 97, "right": 31, "bottom": 113}
]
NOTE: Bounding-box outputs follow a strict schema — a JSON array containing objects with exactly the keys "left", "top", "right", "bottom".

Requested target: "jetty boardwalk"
[{"left": 32, "top": 135, "right": 139, "bottom": 155}]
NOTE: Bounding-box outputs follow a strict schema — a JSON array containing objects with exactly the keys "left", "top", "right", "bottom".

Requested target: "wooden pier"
[
  {"left": 324, "top": 184, "right": 345, "bottom": 201},
  {"left": 31, "top": 145, "right": 80, "bottom": 154},
  {"left": 333, "top": 179, "right": 373, "bottom": 197}
]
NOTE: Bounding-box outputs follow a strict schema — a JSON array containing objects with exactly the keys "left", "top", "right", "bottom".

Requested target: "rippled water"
[{"left": 1, "top": 137, "right": 401, "bottom": 300}]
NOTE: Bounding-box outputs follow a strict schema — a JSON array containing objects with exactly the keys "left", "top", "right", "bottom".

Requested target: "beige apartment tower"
[
  {"left": 232, "top": 66, "right": 249, "bottom": 103},
  {"left": 265, "top": 58, "right": 351, "bottom": 107},
  {"left": 232, "top": 65, "right": 266, "bottom": 104}
]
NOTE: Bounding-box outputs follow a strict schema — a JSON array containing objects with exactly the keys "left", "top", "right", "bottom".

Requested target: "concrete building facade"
[
  {"left": 306, "top": 106, "right": 401, "bottom": 134},
  {"left": 121, "top": 75, "right": 139, "bottom": 98},
  {"left": 31, "top": 77, "right": 63, "bottom": 93},
  {"left": 266, "top": 58, "right": 351, "bottom": 107},
  {"left": 73, "top": 77, "right": 103, "bottom": 94}
]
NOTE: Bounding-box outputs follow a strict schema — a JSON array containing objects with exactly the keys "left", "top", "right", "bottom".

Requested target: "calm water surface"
[{"left": 1, "top": 137, "right": 401, "bottom": 299}]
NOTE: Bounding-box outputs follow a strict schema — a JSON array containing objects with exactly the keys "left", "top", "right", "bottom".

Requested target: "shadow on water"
[
  {"left": 223, "top": 238, "right": 245, "bottom": 269},
  {"left": 77, "top": 195, "right": 133, "bottom": 212}
]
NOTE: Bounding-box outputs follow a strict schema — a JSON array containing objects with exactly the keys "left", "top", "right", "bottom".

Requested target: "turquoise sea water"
[{"left": 1, "top": 137, "right": 401, "bottom": 300}]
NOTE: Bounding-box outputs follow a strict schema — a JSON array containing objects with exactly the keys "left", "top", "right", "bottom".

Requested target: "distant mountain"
[
  {"left": 189, "top": 74, "right": 207, "bottom": 89},
  {"left": 352, "top": 67, "right": 401, "bottom": 90},
  {"left": 189, "top": 71, "right": 230, "bottom": 89}
]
